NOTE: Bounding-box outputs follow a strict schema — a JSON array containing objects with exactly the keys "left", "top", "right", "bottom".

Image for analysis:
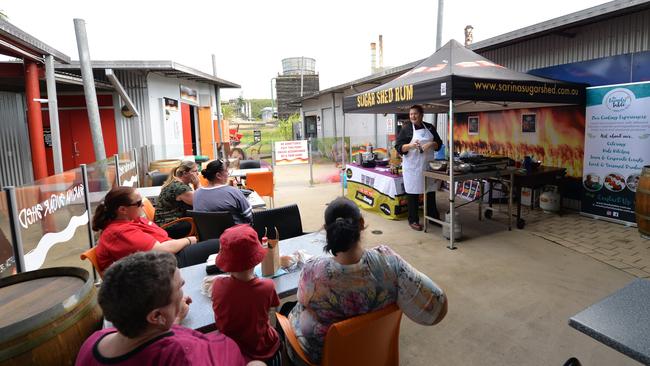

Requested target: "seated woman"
[
  {"left": 154, "top": 160, "right": 199, "bottom": 239},
  {"left": 287, "top": 197, "right": 448, "bottom": 364},
  {"left": 229, "top": 147, "right": 247, "bottom": 162},
  {"left": 193, "top": 159, "right": 253, "bottom": 225},
  {"left": 93, "top": 187, "right": 219, "bottom": 273},
  {"left": 76, "top": 251, "right": 248, "bottom": 365}
]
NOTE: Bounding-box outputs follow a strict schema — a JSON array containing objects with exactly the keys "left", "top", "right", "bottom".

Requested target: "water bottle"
[{"left": 523, "top": 156, "right": 533, "bottom": 173}]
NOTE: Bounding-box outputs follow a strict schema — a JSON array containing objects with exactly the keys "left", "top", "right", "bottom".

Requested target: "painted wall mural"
[{"left": 455, "top": 106, "right": 585, "bottom": 178}]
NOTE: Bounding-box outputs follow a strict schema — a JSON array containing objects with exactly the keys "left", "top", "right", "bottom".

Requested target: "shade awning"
[{"left": 343, "top": 40, "right": 586, "bottom": 114}]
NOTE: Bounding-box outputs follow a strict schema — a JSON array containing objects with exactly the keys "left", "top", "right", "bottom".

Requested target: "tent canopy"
[{"left": 343, "top": 40, "right": 586, "bottom": 114}]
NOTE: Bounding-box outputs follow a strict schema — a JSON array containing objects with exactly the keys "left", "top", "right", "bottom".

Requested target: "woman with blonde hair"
[{"left": 154, "top": 160, "right": 199, "bottom": 238}]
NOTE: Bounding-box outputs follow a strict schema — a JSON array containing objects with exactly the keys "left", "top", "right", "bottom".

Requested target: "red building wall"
[{"left": 42, "top": 94, "right": 118, "bottom": 175}]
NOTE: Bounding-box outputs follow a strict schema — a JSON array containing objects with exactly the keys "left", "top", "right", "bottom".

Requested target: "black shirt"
[{"left": 394, "top": 121, "right": 443, "bottom": 157}]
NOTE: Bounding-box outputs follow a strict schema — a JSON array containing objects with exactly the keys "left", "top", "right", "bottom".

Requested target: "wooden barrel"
[
  {"left": 637, "top": 166, "right": 650, "bottom": 239},
  {"left": 149, "top": 159, "right": 181, "bottom": 175},
  {"left": 0, "top": 267, "right": 103, "bottom": 366},
  {"left": 148, "top": 159, "right": 181, "bottom": 186}
]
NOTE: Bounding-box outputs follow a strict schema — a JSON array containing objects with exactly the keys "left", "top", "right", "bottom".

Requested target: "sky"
[{"left": 2, "top": 0, "right": 609, "bottom": 100}]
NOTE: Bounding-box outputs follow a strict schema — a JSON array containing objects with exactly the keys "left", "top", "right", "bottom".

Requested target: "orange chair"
[
  {"left": 141, "top": 197, "right": 197, "bottom": 236},
  {"left": 276, "top": 304, "right": 403, "bottom": 366},
  {"left": 80, "top": 247, "right": 104, "bottom": 278},
  {"left": 245, "top": 171, "right": 274, "bottom": 208}
]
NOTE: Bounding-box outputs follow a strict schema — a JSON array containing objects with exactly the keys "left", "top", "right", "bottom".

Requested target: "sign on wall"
[
  {"left": 43, "top": 128, "right": 52, "bottom": 147},
  {"left": 180, "top": 85, "right": 198, "bottom": 104},
  {"left": 274, "top": 140, "right": 308, "bottom": 165},
  {"left": 581, "top": 82, "right": 650, "bottom": 224},
  {"left": 163, "top": 97, "right": 181, "bottom": 140}
]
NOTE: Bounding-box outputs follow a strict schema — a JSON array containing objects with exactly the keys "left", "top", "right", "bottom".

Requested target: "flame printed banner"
[
  {"left": 455, "top": 106, "right": 585, "bottom": 178},
  {"left": 581, "top": 82, "right": 650, "bottom": 224}
]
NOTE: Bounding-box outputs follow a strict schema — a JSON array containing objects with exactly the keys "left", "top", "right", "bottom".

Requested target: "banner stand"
[{"left": 581, "top": 82, "right": 650, "bottom": 225}]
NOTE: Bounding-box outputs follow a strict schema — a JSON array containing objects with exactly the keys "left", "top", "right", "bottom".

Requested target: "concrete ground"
[
  {"left": 46, "top": 162, "right": 645, "bottom": 365},
  {"left": 272, "top": 163, "right": 642, "bottom": 366}
]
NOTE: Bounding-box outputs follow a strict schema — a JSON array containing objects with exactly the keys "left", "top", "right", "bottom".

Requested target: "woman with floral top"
[
  {"left": 287, "top": 197, "right": 448, "bottom": 364},
  {"left": 154, "top": 160, "right": 199, "bottom": 238}
]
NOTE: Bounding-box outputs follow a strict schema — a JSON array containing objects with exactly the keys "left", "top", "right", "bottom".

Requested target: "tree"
[
  {"left": 221, "top": 104, "right": 235, "bottom": 120},
  {"left": 250, "top": 99, "right": 272, "bottom": 119},
  {"left": 278, "top": 113, "right": 299, "bottom": 140}
]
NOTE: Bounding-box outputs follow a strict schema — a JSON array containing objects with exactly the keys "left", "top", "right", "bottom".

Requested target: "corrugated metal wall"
[
  {"left": 114, "top": 70, "right": 150, "bottom": 151},
  {"left": 0, "top": 92, "right": 33, "bottom": 188},
  {"left": 479, "top": 9, "right": 650, "bottom": 71}
]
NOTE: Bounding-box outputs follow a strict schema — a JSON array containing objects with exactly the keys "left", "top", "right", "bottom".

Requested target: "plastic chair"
[
  {"left": 80, "top": 247, "right": 104, "bottom": 278},
  {"left": 239, "top": 159, "right": 262, "bottom": 169},
  {"left": 148, "top": 171, "right": 169, "bottom": 186},
  {"left": 186, "top": 210, "right": 235, "bottom": 240},
  {"left": 251, "top": 204, "right": 304, "bottom": 241},
  {"left": 245, "top": 171, "right": 274, "bottom": 208},
  {"left": 141, "top": 197, "right": 196, "bottom": 236},
  {"left": 276, "top": 304, "right": 402, "bottom": 366}
]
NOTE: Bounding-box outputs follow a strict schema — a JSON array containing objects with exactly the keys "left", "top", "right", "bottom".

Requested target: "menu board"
[{"left": 581, "top": 82, "right": 650, "bottom": 224}]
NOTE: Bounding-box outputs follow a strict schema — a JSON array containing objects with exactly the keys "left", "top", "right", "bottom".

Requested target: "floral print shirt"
[{"left": 288, "top": 245, "right": 446, "bottom": 363}]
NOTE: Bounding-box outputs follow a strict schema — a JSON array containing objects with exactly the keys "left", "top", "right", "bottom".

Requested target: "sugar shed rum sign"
[{"left": 581, "top": 82, "right": 650, "bottom": 224}]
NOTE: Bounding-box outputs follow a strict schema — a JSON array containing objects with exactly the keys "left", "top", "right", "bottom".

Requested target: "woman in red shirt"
[{"left": 92, "top": 187, "right": 219, "bottom": 273}]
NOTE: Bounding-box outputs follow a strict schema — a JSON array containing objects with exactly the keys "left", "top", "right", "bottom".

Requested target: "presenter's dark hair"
[{"left": 410, "top": 105, "right": 424, "bottom": 114}]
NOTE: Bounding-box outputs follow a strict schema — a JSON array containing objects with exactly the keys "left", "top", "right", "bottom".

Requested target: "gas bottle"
[{"left": 540, "top": 185, "right": 561, "bottom": 213}]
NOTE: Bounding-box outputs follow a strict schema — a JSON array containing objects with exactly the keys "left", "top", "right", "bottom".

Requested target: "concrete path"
[{"left": 272, "top": 164, "right": 641, "bottom": 365}]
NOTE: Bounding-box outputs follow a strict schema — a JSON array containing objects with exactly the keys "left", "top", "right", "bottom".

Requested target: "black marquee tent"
[
  {"left": 343, "top": 39, "right": 585, "bottom": 114},
  {"left": 342, "top": 39, "right": 586, "bottom": 248}
]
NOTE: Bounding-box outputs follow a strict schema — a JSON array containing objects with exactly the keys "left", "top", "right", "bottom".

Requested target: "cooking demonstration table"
[
  {"left": 423, "top": 168, "right": 514, "bottom": 248},
  {"left": 345, "top": 164, "right": 408, "bottom": 219},
  {"left": 491, "top": 166, "right": 566, "bottom": 229}
]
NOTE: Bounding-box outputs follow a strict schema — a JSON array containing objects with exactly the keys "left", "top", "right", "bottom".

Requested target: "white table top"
[
  {"left": 136, "top": 186, "right": 265, "bottom": 209},
  {"left": 180, "top": 232, "right": 326, "bottom": 332},
  {"left": 229, "top": 167, "right": 271, "bottom": 178}
]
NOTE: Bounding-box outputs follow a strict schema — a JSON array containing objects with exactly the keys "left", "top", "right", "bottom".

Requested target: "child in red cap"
[{"left": 211, "top": 224, "right": 281, "bottom": 365}]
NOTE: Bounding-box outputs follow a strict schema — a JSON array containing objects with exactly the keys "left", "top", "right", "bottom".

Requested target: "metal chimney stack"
[
  {"left": 378, "top": 35, "right": 384, "bottom": 70},
  {"left": 464, "top": 25, "right": 474, "bottom": 46},
  {"left": 370, "top": 42, "right": 377, "bottom": 74}
]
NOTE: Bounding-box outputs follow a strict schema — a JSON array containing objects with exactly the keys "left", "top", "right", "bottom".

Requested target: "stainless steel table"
[
  {"left": 569, "top": 279, "right": 650, "bottom": 365},
  {"left": 423, "top": 168, "right": 514, "bottom": 249},
  {"left": 179, "top": 231, "right": 326, "bottom": 332}
]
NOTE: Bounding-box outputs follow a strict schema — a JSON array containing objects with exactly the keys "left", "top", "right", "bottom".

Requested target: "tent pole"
[
  {"left": 448, "top": 99, "right": 455, "bottom": 249},
  {"left": 341, "top": 110, "right": 346, "bottom": 197}
]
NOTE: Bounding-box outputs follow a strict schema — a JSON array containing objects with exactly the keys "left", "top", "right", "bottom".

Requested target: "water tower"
[{"left": 275, "top": 57, "right": 319, "bottom": 120}]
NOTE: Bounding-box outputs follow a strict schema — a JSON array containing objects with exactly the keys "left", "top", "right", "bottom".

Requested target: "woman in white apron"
[{"left": 395, "top": 105, "right": 442, "bottom": 231}]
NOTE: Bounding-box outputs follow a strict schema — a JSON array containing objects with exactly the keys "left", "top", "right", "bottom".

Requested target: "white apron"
[{"left": 402, "top": 123, "right": 437, "bottom": 194}]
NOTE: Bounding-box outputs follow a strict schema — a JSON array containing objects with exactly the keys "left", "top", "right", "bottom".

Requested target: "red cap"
[{"left": 216, "top": 224, "right": 267, "bottom": 272}]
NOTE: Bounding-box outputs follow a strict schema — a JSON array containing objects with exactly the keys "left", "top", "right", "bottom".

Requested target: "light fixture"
[{"left": 317, "top": 116, "right": 321, "bottom": 121}]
